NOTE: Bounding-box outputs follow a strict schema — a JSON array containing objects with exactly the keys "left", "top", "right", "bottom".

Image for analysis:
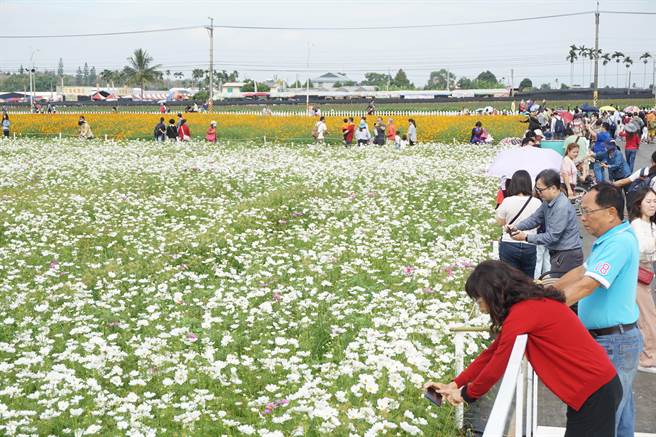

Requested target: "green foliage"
[
  {"left": 519, "top": 78, "right": 533, "bottom": 90},
  {"left": 476, "top": 70, "right": 498, "bottom": 84},
  {"left": 392, "top": 69, "right": 414, "bottom": 89},
  {"left": 241, "top": 80, "right": 271, "bottom": 92},
  {"left": 122, "top": 48, "right": 163, "bottom": 98},
  {"left": 426, "top": 69, "right": 455, "bottom": 90},
  {"left": 361, "top": 72, "right": 392, "bottom": 89}
]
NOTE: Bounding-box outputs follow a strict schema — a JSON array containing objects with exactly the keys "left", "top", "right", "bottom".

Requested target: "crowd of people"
[
  {"left": 312, "top": 115, "right": 417, "bottom": 148},
  {"left": 423, "top": 104, "right": 656, "bottom": 436}
]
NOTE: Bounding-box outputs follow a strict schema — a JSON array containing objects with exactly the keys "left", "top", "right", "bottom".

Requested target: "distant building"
[
  {"left": 220, "top": 82, "right": 246, "bottom": 98},
  {"left": 311, "top": 72, "right": 352, "bottom": 89}
]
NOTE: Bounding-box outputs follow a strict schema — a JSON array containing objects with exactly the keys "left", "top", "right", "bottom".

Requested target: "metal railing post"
[{"left": 483, "top": 334, "right": 528, "bottom": 437}]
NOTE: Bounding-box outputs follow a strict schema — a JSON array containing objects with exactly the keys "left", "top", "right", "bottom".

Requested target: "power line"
[
  {"left": 0, "top": 25, "right": 203, "bottom": 39},
  {"left": 211, "top": 11, "right": 593, "bottom": 30},
  {"left": 0, "top": 11, "right": 594, "bottom": 38},
  {"left": 600, "top": 10, "right": 656, "bottom": 15}
]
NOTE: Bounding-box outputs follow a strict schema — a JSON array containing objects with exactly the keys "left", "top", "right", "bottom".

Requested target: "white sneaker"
[{"left": 638, "top": 365, "right": 656, "bottom": 374}]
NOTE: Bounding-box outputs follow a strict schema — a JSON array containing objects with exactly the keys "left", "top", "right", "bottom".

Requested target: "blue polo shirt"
[{"left": 579, "top": 220, "right": 640, "bottom": 329}]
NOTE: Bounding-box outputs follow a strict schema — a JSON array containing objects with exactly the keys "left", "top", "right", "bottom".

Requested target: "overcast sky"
[{"left": 1, "top": 0, "right": 655, "bottom": 88}]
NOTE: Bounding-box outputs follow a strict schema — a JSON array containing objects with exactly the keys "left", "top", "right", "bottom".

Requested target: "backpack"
[
  {"left": 311, "top": 122, "right": 319, "bottom": 139},
  {"left": 554, "top": 119, "right": 565, "bottom": 135},
  {"left": 627, "top": 167, "right": 656, "bottom": 202}
]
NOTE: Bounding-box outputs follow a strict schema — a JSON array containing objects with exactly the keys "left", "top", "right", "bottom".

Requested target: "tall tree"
[
  {"left": 519, "top": 78, "right": 533, "bottom": 90},
  {"left": 83, "top": 62, "right": 90, "bottom": 86},
  {"left": 122, "top": 48, "right": 162, "bottom": 99},
  {"left": 589, "top": 49, "right": 601, "bottom": 87},
  {"left": 100, "top": 69, "right": 114, "bottom": 87},
  {"left": 192, "top": 68, "right": 206, "bottom": 89},
  {"left": 476, "top": 70, "right": 498, "bottom": 84},
  {"left": 88, "top": 66, "right": 97, "bottom": 87},
  {"left": 640, "top": 52, "right": 651, "bottom": 88},
  {"left": 601, "top": 53, "right": 611, "bottom": 87},
  {"left": 75, "top": 67, "right": 83, "bottom": 85},
  {"left": 611, "top": 51, "right": 624, "bottom": 88},
  {"left": 361, "top": 72, "right": 392, "bottom": 89},
  {"left": 577, "top": 45, "right": 587, "bottom": 85},
  {"left": 57, "top": 58, "right": 64, "bottom": 79},
  {"left": 566, "top": 47, "right": 578, "bottom": 87},
  {"left": 426, "top": 69, "right": 455, "bottom": 90},
  {"left": 392, "top": 68, "right": 413, "bottom": 89},
  {"left": 624, "top": 56, "right": 634, "bottom": 88}
]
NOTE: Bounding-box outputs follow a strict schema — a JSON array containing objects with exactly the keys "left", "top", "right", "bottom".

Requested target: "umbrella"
[
  {"left": 624, "top": 105, "right": 640, "bottom": 114},
  {"left": 580, "top": 103, "right": 599, "bottom": 113},
  {"left": 564, "top": 134, "right": 589, "bottom": 156},
  {"left": 599, "top": 105, "right": 616, "bottom": 112},
  {"left": 487, "top": 146, "right": 564, "bottom": 182},
  {"left": 624, "top": 122, "right": 639, "bottom": 133},
  {"left": 555, "top": 110, "right": 573, "bottom": 124}
]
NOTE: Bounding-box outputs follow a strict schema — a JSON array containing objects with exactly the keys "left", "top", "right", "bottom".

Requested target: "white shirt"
[
  {"left": 631, "top": 218, "right": 656, "bottom": 264},
  {"left": 316, "top": 121, "right": 327, "bottom": 139},
  {"left": 496, "top": 195, "right": 542, "bottom": 243}
]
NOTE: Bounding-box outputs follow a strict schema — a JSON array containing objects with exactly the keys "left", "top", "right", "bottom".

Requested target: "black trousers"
[{"left": 565, "top": 375, "right": 622, "bottom": 437}]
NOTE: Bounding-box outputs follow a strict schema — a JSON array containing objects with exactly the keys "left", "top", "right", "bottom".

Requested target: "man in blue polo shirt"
[{"left": 555, "top": 182, "right": 642, "bottom": 437}]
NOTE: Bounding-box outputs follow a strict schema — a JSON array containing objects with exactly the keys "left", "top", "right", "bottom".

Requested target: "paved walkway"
[{"left": 537, "top": 142, "right": 656, "bottom": 433}]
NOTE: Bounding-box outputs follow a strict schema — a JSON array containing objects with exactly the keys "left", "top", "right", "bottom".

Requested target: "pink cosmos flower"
[{"left": 403, "top": 265, "right": 415, "bottom": 276}]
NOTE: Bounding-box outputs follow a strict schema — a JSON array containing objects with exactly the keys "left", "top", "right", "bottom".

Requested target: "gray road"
[{"left": 537, "top": 142, "right": 656, "bottom": 433}]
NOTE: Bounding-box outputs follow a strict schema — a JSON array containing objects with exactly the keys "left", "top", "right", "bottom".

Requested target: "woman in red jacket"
[
  {"left": 424, "top": 261, "right": 621, "bottom": 436},
  {"left": 177, "top": 119, "right": 191, "bottom": 142}
]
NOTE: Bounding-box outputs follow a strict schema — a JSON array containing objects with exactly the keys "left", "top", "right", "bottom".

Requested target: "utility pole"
[
  {"left": 206, "top": 17, "right": 214, "bottom": 111},
  {"left": 510, "top": 68, "right": 514, "bottom": 97},
  {"left": 593, "top": 1, "right": 600, "bottom": 106},
  {"left": 446, "top": 67, "right": 450, "bottom": 91},
  {"left": 306, "top": 42, "right": 311, "bottom": 114},
  {"left": 29, "top": 68, "right": 34, "bottom": 111},
  {"left": 652, "top": 58, "right": 656, "bottom": 106}
]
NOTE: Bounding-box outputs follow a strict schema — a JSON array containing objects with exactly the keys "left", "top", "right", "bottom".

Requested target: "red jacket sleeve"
[
  {"left": 454, "top": 335, "right": 500, "bottom": 388},
  {"left": 453, "top": 305, "right": 535, "bottom": 401}
]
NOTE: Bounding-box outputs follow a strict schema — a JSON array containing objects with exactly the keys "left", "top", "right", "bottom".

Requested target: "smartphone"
[{"left": 424, "top": 387, "right": 443, "bottom": 407}]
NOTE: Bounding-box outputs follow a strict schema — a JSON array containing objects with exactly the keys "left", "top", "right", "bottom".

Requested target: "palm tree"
[
  {"left": 601, "top": 53, "right": 611, "bottom": 87},
  {"left": 566, "top": 48, "right": 578, "bottom": 87},
  {"left": 611, "top": 51, "right": 624, "bottom": 88},
  {"left": 624, "top": 56, "right": 634, "bottom": 88},
  {"left": 122, "top": 48, "right": 162, "bottom": 100},
  {"left": 640, "top": 52, "right": 651, "bottom": 88},
  {"left": 99, "top": 69, "right": 114, "bottom": 87},
  {"left": 165, "top": 69, "right": 171, "bottom": 87},
  {"left": 590, "top": 48, "right": 602, "bottom": 87},
  {"left": 577, "top": 45, "right": 588, "bottom": 86},
  {"left": 192, "top": 68, "right": 205, "bottom": 89}
]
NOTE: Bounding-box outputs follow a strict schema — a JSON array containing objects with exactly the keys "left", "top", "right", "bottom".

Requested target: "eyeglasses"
[
  {"left": 580, "top": 206, "right": 611, "bottom": 216},
  {"left": 535, "top": 185, "right": 551, "bottom": 193}
]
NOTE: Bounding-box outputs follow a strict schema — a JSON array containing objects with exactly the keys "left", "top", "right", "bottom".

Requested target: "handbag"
[
  {"left": 507, "top": 196, "right": 533, "bottom": 227},
  {"left": 638, "top": 266, "right": 654, "bottom": 285}
]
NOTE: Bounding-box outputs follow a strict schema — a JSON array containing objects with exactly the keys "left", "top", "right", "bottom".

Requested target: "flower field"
[
  {"left": 0, "top": 139, "right": 498, "bottom": 436},
  {"left": 9, "top": 113, "right": 525, "bottom": 143}
]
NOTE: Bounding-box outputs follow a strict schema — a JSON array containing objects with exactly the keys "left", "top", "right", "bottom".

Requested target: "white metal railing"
[
  {"left": 483, "top": 334, "right": 528, "bottom": 437},
  {"left": 453, "top": 327, "right": 656, "bottom": 437},
  {"left": 452, "top": 327, "right": 533, "bottom": 437}
]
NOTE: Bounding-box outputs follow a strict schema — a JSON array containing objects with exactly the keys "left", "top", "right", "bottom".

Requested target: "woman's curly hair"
[{"left": 465, "top": 260, "right": 566, "bottom": 333}]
